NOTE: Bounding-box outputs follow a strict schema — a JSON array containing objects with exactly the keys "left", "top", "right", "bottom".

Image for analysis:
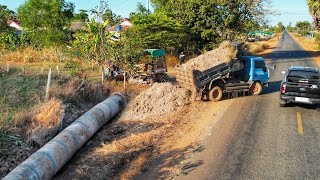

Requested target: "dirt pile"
[
  {"left": 180, "top": 41, "right": 239, "bottom": 71},
  {"left": 121, "top": 83, "right": 191, "bottom": 121}
]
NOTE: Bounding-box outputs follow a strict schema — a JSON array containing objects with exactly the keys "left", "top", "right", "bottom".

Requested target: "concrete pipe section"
[{"left": 3, "top": 93, "right": 127, "bottom": 180}]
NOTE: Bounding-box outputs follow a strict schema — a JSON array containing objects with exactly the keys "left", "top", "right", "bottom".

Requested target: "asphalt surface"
[{"left": 178, "top": 31, "right": 320, "bottom": 180}]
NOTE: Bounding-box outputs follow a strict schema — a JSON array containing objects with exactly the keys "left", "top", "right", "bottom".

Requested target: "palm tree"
[{"left": 307, "top": 0, "right": 320, "bottom": 30}]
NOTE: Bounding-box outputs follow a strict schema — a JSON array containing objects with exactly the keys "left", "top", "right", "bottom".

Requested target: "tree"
[
  {"left": 102, "top": 9, "right": 121, "bottom": 26},
  {"left": 307, "top": 0, "right": 320, "bottom": 31},
  {"left": 108, "top": 29, "right": 143, "bottom": 72},
  {"left": 0, "top": 5, "right": 15, "bottom": 33},
  {"left": 0, "top": 5, "right": 19, "bottom": 50},
  {"left": 73, "top": 9, "right": 89, "bottom": 22},
  {"left": 130, "top": 11, "right": 186, "bottom": 51},
  {"left": 17, "top": 0, "right": 75, "bottom": 47},
  {"left": 296, "top": 21, "right": 311, "bottom": 35},
  {"left": 73, "top": 18, "right": 112, "bottom": 66},
  {"left": 90, "top": 0, "right": 121, "bottom": 27},
  {"left": 286, "top": 22, "right": 294, "bottom": 32},
  {"left": 150, "top": 0, "right": 270, "bottom": 50},
  {"left": 275, "top": 22, "right": 285, "bottom": 33}
]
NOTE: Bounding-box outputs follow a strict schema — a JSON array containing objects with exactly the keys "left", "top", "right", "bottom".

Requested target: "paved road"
[{"left": 178, "top": 31, "right": 320, "bottom": 180}]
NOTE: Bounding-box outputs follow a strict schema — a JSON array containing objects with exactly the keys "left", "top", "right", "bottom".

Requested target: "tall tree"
[
  {"left": 17, "top": 0, "right": 75, "bottom": 47},
  {"left": 296, "top": 21, "right": 311, "bottom": 35},
  {"left": 151, "top": 0, "right": 270, "bottom": 49},
  {"left": 307, "top": 0, "right": 320, "bottom": 31},
  {"left": 0, "top": 5, "right": 15, "bottom": 33},
  {"left": 102, "top": 9, "right": 121, "bottom": 26},
  {"left": 73, "top": 9, "right": 89, "bottom": 22},
  {"left": 130, "top": 11, "right": 186, "bottom": 51},
  {"left": 90, "top": 0, "right": 121, "bottom": 26}
]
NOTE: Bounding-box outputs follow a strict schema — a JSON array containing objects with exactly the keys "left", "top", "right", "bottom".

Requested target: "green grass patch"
[{"left": 0, "top": 68, "right": 47, "bottom": 152}]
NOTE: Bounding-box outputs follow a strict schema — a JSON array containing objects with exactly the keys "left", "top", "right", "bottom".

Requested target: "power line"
[{"left": 282, "top": 12, "right": 310, "bottom": 16}]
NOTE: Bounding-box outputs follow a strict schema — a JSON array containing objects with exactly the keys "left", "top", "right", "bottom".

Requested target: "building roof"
[
  {"left": 7, "top": 20, "right": 22, "bottom": 31},
  {"left": 107, "top": 18, "right": 132, "bottom": 32},
  {"left": 70, "top": 21, "right": 87, "bottom": 32}
]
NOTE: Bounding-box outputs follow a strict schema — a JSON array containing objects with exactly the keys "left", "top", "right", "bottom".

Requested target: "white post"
[
  {"left": 101, "top": 66, "right": 105, "bottom": 83},
  {"left": 56, "top": 65, "right": 60, "bottom": 77},
  {"left": 6, "top": 62, "right": 9, "bottom": 73},
  {"left": 123, "top": 71, "right": 126, "bottom": 93},
  {"left": 45, "top": 67, "right": 53, "bottom": 100}
]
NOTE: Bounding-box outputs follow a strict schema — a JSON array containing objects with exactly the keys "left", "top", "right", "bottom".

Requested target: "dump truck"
[{"left": 176, "top": 53, "right": 269, "bottom": 101}]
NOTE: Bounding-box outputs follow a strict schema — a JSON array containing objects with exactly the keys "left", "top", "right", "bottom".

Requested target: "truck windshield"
[
  {"left": 287, "top": 70, "right": 319, "bottom": 83},
  {"left": 255, "top": 60, "right": 267, "bottom": 72}
]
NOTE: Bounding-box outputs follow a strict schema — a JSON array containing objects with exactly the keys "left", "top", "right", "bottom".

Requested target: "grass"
[
  {"left": 290, "top": 32, "right": 320, "bottom": 66},
  {"left": 0, "top": 73, "right": 47, "bottom": 125},
  {"left": 0, "top": 65, "right": 47, "bottom": 154},
  {"left": 245, "top": 34, "right": 280, "bottom": 56}
]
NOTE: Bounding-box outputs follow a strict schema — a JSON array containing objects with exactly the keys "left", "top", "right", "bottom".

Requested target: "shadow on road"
[
  {"left": 284, "top": 103, "right": 319, "bottom": 110},
  {"left": 260, "top": 50, "right": 320, "bottom": 62},
  {"left": 262, "top": 80, "right": 281, "bottom": 95},
  {"left": 137, "top": 144, "right": 205, "bottom": 179}
]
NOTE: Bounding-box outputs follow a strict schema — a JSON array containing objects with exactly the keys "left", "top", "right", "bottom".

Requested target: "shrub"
[{"left": 64, "top": 59, "right": 82, "bottom": 77}]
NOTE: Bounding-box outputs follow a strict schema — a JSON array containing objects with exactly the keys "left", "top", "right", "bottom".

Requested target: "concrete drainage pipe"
[{"left": 3, "top": 93, "right": 126, "bottom": 180}]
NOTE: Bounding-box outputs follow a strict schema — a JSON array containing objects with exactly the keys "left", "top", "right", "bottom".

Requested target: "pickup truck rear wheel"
[
  {"left": 209, "top": 86, "right": 223, "bottom": 102},
  {"left": 250, "top": 82, "right": 262, "bottom": 95}
]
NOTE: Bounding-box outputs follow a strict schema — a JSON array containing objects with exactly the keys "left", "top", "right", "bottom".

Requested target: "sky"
[
  {"left": 0, "top": 0, "right": 313, "bottom": 27},
  {"left": 269, "top": 0, "right": 313, "bottom": 26}
]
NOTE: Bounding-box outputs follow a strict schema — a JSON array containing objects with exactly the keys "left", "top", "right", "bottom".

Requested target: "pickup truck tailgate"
[{"left": 286, "top": 82, "right": 320, "bottom": 98}]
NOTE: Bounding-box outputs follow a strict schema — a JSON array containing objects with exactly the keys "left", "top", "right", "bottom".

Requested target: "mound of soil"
[
  {"left": 121, "top": 83, "right": 191, "bottom": 121},
  {"left": 180, "top": 41, "right": 239, "bottom": 71}
]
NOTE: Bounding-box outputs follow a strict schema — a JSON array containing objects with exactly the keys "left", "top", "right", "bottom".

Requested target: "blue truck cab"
[
  {"left": 241, "top": 56, "right": 269, "bottom": 84},
  {"left": 230, "top": 56, "right": 269, "bottom": 95}
]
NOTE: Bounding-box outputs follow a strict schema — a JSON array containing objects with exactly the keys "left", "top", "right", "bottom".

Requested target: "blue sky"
[
  {"left": 0, "top": 0, "right": 313, "bottom": 26},
  {"left": 269, "top": 0, "right": 313, "bottom": 26}
]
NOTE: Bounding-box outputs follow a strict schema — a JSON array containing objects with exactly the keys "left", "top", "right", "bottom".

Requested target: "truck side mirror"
[{"left": 281, "top": 71, "right": 286, "bottom": 75}]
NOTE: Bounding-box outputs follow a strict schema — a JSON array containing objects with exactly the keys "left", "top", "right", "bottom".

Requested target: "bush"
[
  {"left": 64, "top": 59, "right": 82, "bottom": 77},
  {"left": 314, "top": 33, "right": 320, "bottom": 50}
]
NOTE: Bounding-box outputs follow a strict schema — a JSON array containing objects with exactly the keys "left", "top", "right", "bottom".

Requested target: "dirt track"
[{"left": 53, "top": 88, "right": 234, "bottom": 179}]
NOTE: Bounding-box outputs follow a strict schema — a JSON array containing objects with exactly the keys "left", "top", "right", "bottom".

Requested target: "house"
[
  {"left": 70, "top": 21, "right": 87, "bottom": 32},
  {"left": 107, "top": 18, "right": 132, "bottom": 33},
  {"left": 7, "top": 20, "right": 22, "bottom": 32},
  {"left": 107, "top": 18, "right": 132, "bottom": 40}
]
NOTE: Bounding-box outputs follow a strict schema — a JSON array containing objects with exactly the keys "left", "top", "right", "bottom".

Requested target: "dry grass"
[
  {"left": 2, "top": 47, "right": 62, "bottom": 63},
  {"left": 290, "top": 32, "right": 320, "bottom": 66},
  {"left": 96, "top": 131, "right": 155, "bottom": 156},
  {"left": 245, "top": 34, "right": 280, "bottom": 56},
  {"left": 166, "top": 54, "right": 179, "bottom": 67},
  {"left": 120, "top": 153, "right": 147, "bottom": 180},
  {"left": 32, "top": 99, "right": 64, "bottom": 128}
]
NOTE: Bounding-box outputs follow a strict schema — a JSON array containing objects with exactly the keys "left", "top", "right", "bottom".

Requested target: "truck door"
[{"left": 252, "top": 59, "right": 269, "bottom": 84}]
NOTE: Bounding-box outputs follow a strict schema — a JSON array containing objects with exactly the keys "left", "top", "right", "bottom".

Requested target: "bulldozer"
[{"left": 130, "top": 49, "right": 169, "bottom": 84}]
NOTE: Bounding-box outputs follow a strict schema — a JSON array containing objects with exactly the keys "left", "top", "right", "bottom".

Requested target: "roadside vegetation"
[{"left": 0, "top": 0, "right": 285, "bottom": 178}]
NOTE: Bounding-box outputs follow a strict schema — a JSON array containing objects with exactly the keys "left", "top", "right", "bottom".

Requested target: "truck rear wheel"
[
  {"left": 250, "top": 82, "right": 262, "bottom": 95},
  {"left": 209, "top": 86, "right": 223, "bottom": 102}
]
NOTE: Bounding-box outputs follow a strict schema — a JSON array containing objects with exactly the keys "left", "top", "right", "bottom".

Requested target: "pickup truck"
[
  {"left": 176, "top": 56, "right": 269, "bottom": 101},
  {"left": 280, "top": 66, "right": 320, "bottom": 107}
]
